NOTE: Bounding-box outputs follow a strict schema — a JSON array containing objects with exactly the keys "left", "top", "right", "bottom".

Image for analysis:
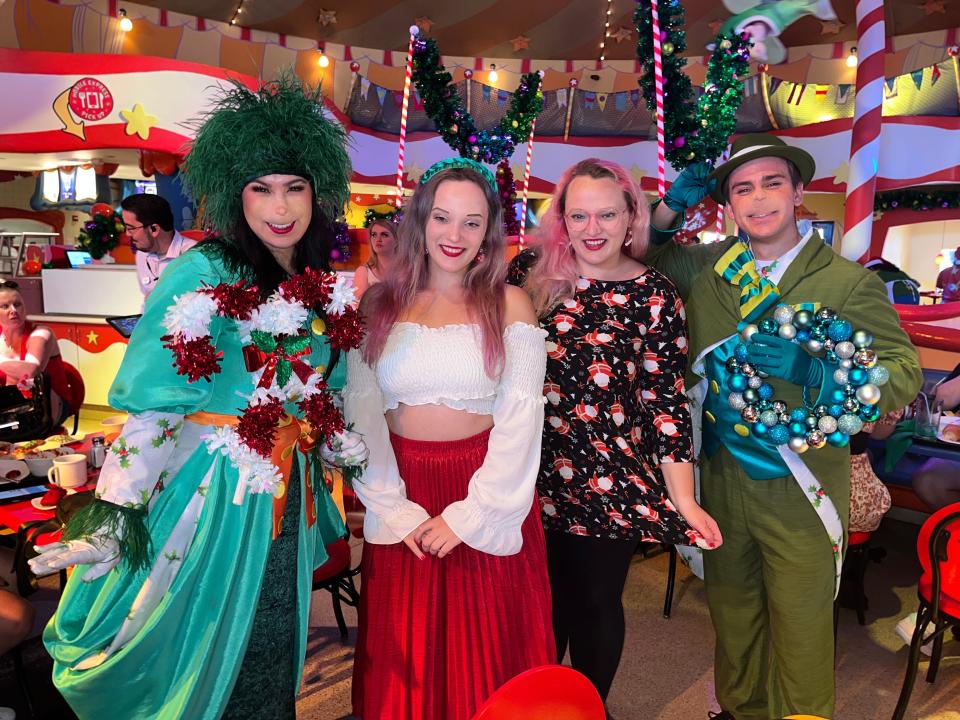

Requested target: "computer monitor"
[{"left": 66, "top": 250, "right": 94, "bottom": 267}]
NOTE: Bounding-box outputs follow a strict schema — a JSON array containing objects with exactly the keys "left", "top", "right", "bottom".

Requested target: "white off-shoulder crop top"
[{"left": 344, "top": 321, "right": 548, "bottom": 556}]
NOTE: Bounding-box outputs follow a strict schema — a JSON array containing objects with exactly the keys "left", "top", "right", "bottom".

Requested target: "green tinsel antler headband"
[
  {"left": 181, "top": 72, "right": 352, "bottom": 237},
  {"left": 419, "top": 157, "right": 497, "bottom": 192}
]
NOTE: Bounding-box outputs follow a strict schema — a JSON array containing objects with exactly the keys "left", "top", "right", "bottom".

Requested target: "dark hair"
[
  {"left": 722, "top": 158, "right": 803, "bottom": 202},
  {"left": 120, "top": 194, "right": 175, "bottom": 232}
]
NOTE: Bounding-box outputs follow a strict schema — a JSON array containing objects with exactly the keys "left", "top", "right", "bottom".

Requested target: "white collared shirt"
[
  {"left": 135, "top": 231, "right": 198, "bottom": 304},
  {"left": 752, "top": 229, "right": 814, "bottom": 286}
]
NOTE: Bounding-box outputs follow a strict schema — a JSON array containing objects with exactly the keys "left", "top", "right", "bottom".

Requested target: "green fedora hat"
[{"left": 707, "top": 133, "right": 816, "bottom": 204}]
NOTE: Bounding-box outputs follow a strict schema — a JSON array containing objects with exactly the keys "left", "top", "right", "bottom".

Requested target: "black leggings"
[{"left": 545, "top": 530, "right": 640, "bottom": 702}]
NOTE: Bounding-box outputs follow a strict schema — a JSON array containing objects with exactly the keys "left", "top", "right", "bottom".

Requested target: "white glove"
[
  {"left": 28, "top": 536, "right": 121, "bottom": 582},
  {"left": 319, "top": 430, "right": 369, "bottom": 468}
]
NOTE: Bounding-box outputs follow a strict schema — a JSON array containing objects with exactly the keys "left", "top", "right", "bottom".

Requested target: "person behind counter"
[
  {"left": 352, "top": 218, "right": 398, "bottom": 299},
  {"left": 120, "top": 193, "right": 198, "bottom": 303},
  {"left": 0, "top": 279, "right": 72, "bottom": 426}
]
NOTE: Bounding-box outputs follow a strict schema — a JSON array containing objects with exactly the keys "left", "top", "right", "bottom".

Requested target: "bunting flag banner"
[
  {"left": 815, "top": 84, "right": 829, "bottom": 100},
  {"left": 597, "top": 93, "right": 608, "bottom": 111},
  {"left": 787, "top": 83, "right": 806, "bottom": 105},
  {"left": 497, "top": 89, "right": 508, "bottom": 107},
  {"left": 412, "top": 89, "right": 424, "bottom": 111},
  {"left": 375, "top": 86, "right": 387, "bottom": 106},
  {"left": 393, "top": 90, "right": 404, "bottom": 108},
  {"left": 884, "top": 78, "right": 898, "bottom": 99},
  {"left": 932, "top": 63, "right": 942, "bottom": 85},
  {"left": 482, "top": 84, "right": 492, "bottom": 102},
  {"left": 360, "top": 77, "right": 371, "bottom": 99},
  {"left": 743, "top": 75, "right": 760, "bottom": 97},
  {"left": 583, "top": 91, "right": 596, "bottom": 109},
  {"left": 836, "top": 84, "right": 853, "bottom": 104},
  {"left": 556, "top": 88, "right": 567, "bottom": 107},
  {"left": 767, "top": 77, "right": 783, "bottom": 95},
  {"left": 910, "top": 69, "right": 924, "bottom": 91},
  {"left": 630, "top": 89, "right": 640, "bottom": 107},
  {"left": 615, "top": 91, "right": 627, "bottom": 112}
]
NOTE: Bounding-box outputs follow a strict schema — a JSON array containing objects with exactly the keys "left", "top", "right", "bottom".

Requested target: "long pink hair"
[
  {"left": 524, "top": 158, "right": 650, "bottom": 316},
  {"left": 361, "top": 167, "right": 507, "bottom": 377}
]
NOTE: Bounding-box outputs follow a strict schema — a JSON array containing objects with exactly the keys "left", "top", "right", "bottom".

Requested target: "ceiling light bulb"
[
  {"left": 846, "top": 47, "right": 858, "bottom": 68},
  {"left": 318, "top": 52, "right": 330, "bottom": 68},
  {"left": 488, "top": 64, "right": 498, "bottom": 83},
  {"left": 118, "top": 9, "right": 133, "bottom": 32},
  {"left": 236, "top": 6, "right": 243, "bottom": 13}
]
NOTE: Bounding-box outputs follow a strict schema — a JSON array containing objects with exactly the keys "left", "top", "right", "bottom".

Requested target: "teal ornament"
[
  {"left": 837, "top": 413, "right": 864, "bottom": 435},
  {"left": 829, "top": 388, "right": 847, "bottom": 404},
  {"left": 752, "top": 421, "right": 769, "bottom": 438},
  {"left": 759, "top": 318, "right": 778, "bottom": 335},
  {"left": 760, "top": 409, "right": 779, "bottom": 427},
  {"left": 828, "top": 404, "right": 845, "bottom": 417},
  {"left": 790, "top": 408, "right": 809, "bottom": 423},
  {"left": 805, "top": 415, "right": 819, "bottom": 430},
  {"left": 728, "top": 374, "right": 748, "bottom": 392},
  {"left": 859, "top": 403, "right": 881, "bottom": 422},
  {"left": 810, "top": 326, "right": 827, "bottom": 341},
  {"left": 868, "top": 365, "right": 890, "bottom": 386},
  {"left": 796, "top": 328, "right": 812, "bottom": 342},
  {"left": 789, "top": 421, "right": 807, "bottom": 437},
  {"left": 725, "top": 357, "right": 741, "bottom": 373},
  {"left": 794, "top": 310, "right": 813, "bottom": 329},
  {"left": 826, "top": 350, "right": 838, "bottom": 364},
  {"left": 827, "top": 430, "right": 850, "bottom": 448},
  {"left": 827, "top": 320, "right": 853, "bottom": 342},
  {"left": 769, "top": 424, "right": 790, "bottom": 444},
  {"left": 851, "top": 330, "right": 873, "bottom": 349},
  {"left": 818, "top": 415, "right": 838, "bottom": 434},
  {"left": 758, "top": 383, "right": 774, "bottom": 400},
  {"left": 728, "top": 392, "right": 747, "bottom": 410},
  {"left": 844, "top": 384, "right": 858, "bottom": 397},
  {"left": 734, "top": 343, "right": 749, "bottom": 362},
  {"left": 848, "top": 368, "right": 869, "bottom": 386},
  {"left": 742, "top": 388, "right": 760, "bottom": 404}
]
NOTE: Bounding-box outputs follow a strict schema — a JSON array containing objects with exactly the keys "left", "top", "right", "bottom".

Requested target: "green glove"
[
  {"left": 663, "top": 162, "right": 716, "bottom": 213},
  {"left": 746, "top": 334, "right": 824, "bottom": 387}
]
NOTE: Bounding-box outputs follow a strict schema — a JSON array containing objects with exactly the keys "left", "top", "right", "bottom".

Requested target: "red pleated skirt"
[{"left": 351, "top": 429, "right": 555, "bottom": 720}]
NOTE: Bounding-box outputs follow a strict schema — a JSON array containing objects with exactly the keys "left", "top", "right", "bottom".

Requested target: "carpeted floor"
[{"left": 2, "top": 517, "right": 958, "bottom": 719}]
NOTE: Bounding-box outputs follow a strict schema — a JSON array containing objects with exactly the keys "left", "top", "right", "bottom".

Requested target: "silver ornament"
[
  {"left": 772, "top": 401, "right": 788, "bottom": 414},
  {"left": 840, "top": 358, "right": 854, "bottom": 369},
  {"left": 788, "top": 436, "right": 809, "bottom": 454},
  {"left": 868, "top": 365, "right": 890, "bottom": 386},
  {"left": 740, "top": 362, "right": 757, "bottom": 378},
  {"left": 818, "top": 416, "right": 838, "bottom": 434},
  {"left": 823, "top": 339, "right": 835, "bottom": 351},
  {"left": 807, "top": 430, "right": 827, "bottom": 449},
  {"left": 851, "top": 330, "right": 873, "bottom": 349},
  {"left": 854, "top": 349, "right": 878, "bottom": 368},
  {"left": 817, "top": 308, "right": 837, "bottom": 322},
  {"left": 778, "top": 323, "right": 797, "bottom": 341},
  {"left": 773, "top": 305, "right": 796, "bottom": 326},
  {"left": 741, "top": 406, "right": 759, "bottom": 423},
  {"left": 837, "top": 414, "right": 864, "bottom": 435},
  {"left": 835, "top": 341, "right": 856, "bottom": 359},
  {"left": 748, "top": 375, "right": 763, "bottom": 389},
  {"left": 760, "top": 410, "right": 779, "bottom": 427},
  {"left": 806, "top": 339, "right": 824, "bottom": 353},
  {"left": 729, "top": 392, "right": 747, "bottom": 410},
  {"left": 780, "top": 412, "right": 792, "bottom": 425},
  {"left": 856, "top": 383, "right": 881, "bottom": 405},
  {"left": 842, "top": 398, "right": 859, "bottom": 413},
  {"left": 833, "top": 368, "right": 850, "bottom": 385},
  {"left": 741, "top": 324, "right": 759, "bottom": 342}
]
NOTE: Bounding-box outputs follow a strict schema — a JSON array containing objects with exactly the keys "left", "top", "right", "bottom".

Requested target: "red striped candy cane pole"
[
  {"left": 715, "top": 144, "right": 731, "bottom": 236},
  {"left": 841, "top": 0, "right": 885, "bottom": 261},
  {"left": 518, "top": 120, "right": 537, "bottom": 248},
  {"left": 650, "top": 0, "right": 666, "bottom": 197},
  {"left": 395, "top": 26, "right": 418, "bottom": 208}
]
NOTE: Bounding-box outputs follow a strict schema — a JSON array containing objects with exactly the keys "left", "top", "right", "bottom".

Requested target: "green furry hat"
[{"left": 181, "top": 73, "right": 352, "bottom": 236}]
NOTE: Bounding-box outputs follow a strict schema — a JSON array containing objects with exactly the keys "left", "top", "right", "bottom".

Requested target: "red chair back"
[
  {"left": 917, "top": 502, "right": 960, "bottom": 609},
  {"left": 471, "top": 665, "right": 605, "bottom": 720},
  {"left": 61, "top": 362, "right": 85, "bottom": 413}
]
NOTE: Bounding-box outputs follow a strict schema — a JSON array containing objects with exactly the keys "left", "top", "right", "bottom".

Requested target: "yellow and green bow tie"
[{"left": 714, "top": 241, "right": 781, "bottom": 322}]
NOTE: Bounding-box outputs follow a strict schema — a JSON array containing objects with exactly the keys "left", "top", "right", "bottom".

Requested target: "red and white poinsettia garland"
[{"left": 161, "top": 268, "right": 364, "bottom": 504}]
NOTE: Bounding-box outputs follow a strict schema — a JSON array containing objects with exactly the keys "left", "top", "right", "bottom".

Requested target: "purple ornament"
[
  {"left": 330, "top": 249, "right": 341, "bottom": 260},
  {"left": 468, "top": 134, "right": 477, "bottom": 144},
  {"left": 674, "top": 136, "right": 686, "bottom": 148},
  {"left": 891, "top": 201, "right": 898, "bottom": 208}
]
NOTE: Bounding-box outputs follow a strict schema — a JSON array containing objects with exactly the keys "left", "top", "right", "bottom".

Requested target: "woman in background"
[{"left": 353, "top": 219, "right": 398, "bottom": 298}]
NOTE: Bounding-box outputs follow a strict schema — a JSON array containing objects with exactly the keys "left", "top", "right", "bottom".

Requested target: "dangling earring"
[
  {"left": 623, "top": 229, "right": 633, "bottom": 247},
  {"left": 474, "top": 245, "right": 486, "bottom": 264}
]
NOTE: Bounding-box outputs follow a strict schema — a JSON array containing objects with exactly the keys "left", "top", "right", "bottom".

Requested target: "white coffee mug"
[{"left": 47, "top": 453, "right": 87, "bottom": 489}]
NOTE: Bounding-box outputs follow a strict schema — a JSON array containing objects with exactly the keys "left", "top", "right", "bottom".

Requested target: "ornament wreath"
[
  {"left": 78, "top": 210, "right": 124, "bottom": 259},
  {"left": 634, "top": 0, "right": 751, "bottom": 169},
  {"left": 727, "top": 305, "right": 889, "bottom": 453},
  {"left": 161, "top": 268, "right": 364, "bottom": 498},
  {"left": 410, "top": 35, "right": 543, "bottom": 164}
]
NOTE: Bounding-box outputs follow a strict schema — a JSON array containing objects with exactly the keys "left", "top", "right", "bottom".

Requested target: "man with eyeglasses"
[{"left": 120, "top": 194, "right": 197, "bottom": 304}]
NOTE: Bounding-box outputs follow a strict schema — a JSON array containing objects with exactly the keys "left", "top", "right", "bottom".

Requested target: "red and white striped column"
[
  {"left": 650, "top": 0, "right": 666, "bottom": 197},
  {"left": 841, "top": 0, "right": 885, "bottom": 261},
  {"left": 518, "top": 121, "right": 537, "bottom": 248},
  {"left": 395, "top": 26, "right": 418, "bottom": 208}
]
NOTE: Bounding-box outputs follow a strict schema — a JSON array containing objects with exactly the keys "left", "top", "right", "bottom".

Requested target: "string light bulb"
[
  {"left": 599, "top": 0, "right": 614, "bottom": 64},
  {"left": 229, "top": 1, "right": 246, "bottom": 26},
  {"left": 318, "top": 51, "right": 330, "bottom": 68},
  {"left": 488, "top": 64, "right": 498, "bottom": 83},
  {"left": 118, "top": 8, "right": 133, "bottom": 32},
  {"left": 846, "top": 46, "right": 858, "bottom": 68}
]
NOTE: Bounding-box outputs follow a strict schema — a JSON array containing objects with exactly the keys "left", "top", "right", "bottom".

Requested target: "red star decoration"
[
  {"left": 920, "top": 0, "right": 945, "bottom": 14},
  {"left": 820, "top": 20, "right": 844, "bottom": 34},
  {"left": 510, "top": 34, "right": 530, "bottom": 51},
  {"left": 414, "top": 16, "right": 434, "bottom": 33},
  {"left": 707, "top": 19, "right": 724, "bottom": 36}
]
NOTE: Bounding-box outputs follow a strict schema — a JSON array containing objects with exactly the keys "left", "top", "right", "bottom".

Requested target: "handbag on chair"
[{"left": 0, "top": 372, "right": 57, "bottom": 443}]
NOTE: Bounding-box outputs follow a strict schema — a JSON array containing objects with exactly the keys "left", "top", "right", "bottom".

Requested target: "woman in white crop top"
[{"left": 344, "top": 158, "right": 555, "bottom": 720}]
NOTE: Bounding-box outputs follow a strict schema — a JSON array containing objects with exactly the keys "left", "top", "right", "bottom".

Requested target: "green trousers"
[{"left": 701, "top": 447, "right": 847, "bottom": 720}]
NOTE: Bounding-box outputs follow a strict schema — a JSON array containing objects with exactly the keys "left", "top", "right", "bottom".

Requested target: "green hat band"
[{"left": 419, "top": 157, "right": 498, "bottom": 192}]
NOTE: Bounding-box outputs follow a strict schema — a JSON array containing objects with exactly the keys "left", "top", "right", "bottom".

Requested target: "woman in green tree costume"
[{"left": 29, "top": 74, "right": 368, "bottom": 720}]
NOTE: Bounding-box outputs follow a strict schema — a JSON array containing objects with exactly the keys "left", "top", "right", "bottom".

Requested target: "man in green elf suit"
[{"left": 647, "top": 134, "right": 922, "bottom": 720}]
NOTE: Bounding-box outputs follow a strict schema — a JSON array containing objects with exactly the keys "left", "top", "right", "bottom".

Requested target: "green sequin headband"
[{"left": 418, "top": 157, "right": 497, "bottom": 192}]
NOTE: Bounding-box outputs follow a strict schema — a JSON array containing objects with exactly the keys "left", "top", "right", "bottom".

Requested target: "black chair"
[{"left": 311, "top": 534, "right": 360, "bottom": 644}]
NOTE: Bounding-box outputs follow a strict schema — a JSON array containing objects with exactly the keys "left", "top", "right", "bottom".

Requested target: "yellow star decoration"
[
  {"left": 611, "top": 26, "right": 633, "bottom": 44},
  {"left": 629, "top": 165, "right": 646, "bottom": 184},
  {"left": 414, "top": 16, "right": 434, "bottom": 33},
  {"left": 405, "top": 161, "right": 425, "bottom": 183},
  {"left": 120, "top": 104, "right": 158, "bottom": 140},
  {"left": 831, "top": 162, "right": 849, "bottom": 186},
  {"left": 86, "top": 330, "right": 99, "bottom": 346},
  {"left": 317, "top": 9, "right": 337, "bottom": 26},
  {"left": 820, "top": 20, "right": 844, "bottom": 35},
  {"left": 510, "top": 35, "right": 531, "bottom": 52}
]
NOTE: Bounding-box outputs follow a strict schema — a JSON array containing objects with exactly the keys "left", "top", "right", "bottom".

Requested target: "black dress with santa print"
[{"left": 536, "top": 268, "right": 698, "bottom": 544}]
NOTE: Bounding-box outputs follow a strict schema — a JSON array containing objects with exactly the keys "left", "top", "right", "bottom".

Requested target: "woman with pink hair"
[
  {"left": 345, "top": 158, "right": 554, "bottom": 719},
  {"left": 513, "top": 158, "right": 721, "bottom": 710}
]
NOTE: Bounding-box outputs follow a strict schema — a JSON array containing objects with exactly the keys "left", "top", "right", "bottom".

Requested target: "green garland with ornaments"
[
  {"left": 77, "top": 210, "right": 124, "bottom": 259},
  {"left": 634, "top": 0, "right": 751, "bottom": 169},
  {"left": 874, "top": 188, "right": 960, "bottom": 213},
  {"left": 363, "top": 208, "right": 402, "bottom": 228}
]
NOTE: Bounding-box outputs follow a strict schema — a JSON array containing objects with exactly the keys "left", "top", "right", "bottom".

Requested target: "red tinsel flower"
[
  {"left": 162, "top": 335, "right": 223, "bottom": 382},
  {"left": 279, "top": 268, "right": 334, "bottom": 308},
  {"left": 208, "top": 280, "right": 261, "bottom": 320},
  {"left": 237, "top": 398, "right": 286, "bottom": 457},
  {"left": 299, "top": 391, "right": 345, "bottom": 439},
  {"left": 326, "top": 306, "right": 365, "bottom": 351}
]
